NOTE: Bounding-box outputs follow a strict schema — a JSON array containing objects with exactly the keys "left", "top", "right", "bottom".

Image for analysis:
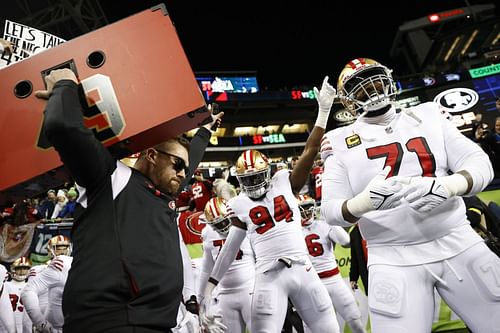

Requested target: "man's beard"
[{"left": 162, "top": 177, "right": 181, "bottom": 196}]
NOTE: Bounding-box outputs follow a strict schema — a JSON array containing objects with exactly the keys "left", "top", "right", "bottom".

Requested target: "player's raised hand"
[{"left": 313, "top": 76, "right": 336, "bottom": 129}]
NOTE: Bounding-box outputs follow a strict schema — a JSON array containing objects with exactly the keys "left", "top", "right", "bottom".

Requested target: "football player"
[
  {"left": 22, "top": 235, "right": 73, "bottom": 333},
  {"left": 198, "top": 197, "right": 254, "bottom": 333},
  {"left": 0, "top": 263, "right": 15, "bottom": 333},
  {"left": 298, "top": 194, "right": 365, "bottom": 333},
  {"left": 202, "top": 76, "right": 341, "bottom": 333},
  {"left": 321, "top": 57, "right": 499, "bottom": 332},
  {"left": 4, "top": 256, "right": 33, "bottom": 332}
]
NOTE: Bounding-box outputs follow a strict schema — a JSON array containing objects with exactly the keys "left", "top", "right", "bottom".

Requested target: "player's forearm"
[
  {"left": 198, "top": 249, "right": 215, "bottom": 300},
  {"left": 320, "top": 198, "right": 357, "bottom": 226},
  {"left": 290, "top": 126, "right": 324, "bottom": 193},
  {"left": 21, "top": 288, "right": 45, "bottom": 325},
  {"left": 445, "top": 125, "right": 494, "bottom": 195},
  {"left": 179, "top": 236, "right": 196, "bottom": 299},
  {"left": 210, "top": 227, "right": 246, "bottom": 282}
]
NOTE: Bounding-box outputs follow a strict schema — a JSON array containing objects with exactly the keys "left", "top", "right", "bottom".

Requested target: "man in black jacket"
[{"left": 35, "top": 68, "right": 223, "bottom": 333}]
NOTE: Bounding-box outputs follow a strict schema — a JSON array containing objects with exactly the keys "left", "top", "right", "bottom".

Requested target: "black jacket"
[{"left": 43, "top": 80, "right": 211, "bottom": 332}]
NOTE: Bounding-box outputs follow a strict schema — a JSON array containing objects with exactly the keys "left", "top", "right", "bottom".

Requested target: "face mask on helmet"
[
  {"left": 297, "top": 195, "right": 316, "bottom": 226},
  {"left": 209, "top": 216, "right": 232, "bottom": 236},
  {"left": 204, "top": 197, "right": 232, "bottom": 236},
  {"left": 338, "top": 58, "right": 398, "bottom": 115},
  {"left": 11, "top": 257, "right": 32, "bottom": 281},
  {"left": 48, "top": 235, "right": 72, "bottom": 258},
  {"left": 236, "top": 150, "right": 272, "bottom": 199}
]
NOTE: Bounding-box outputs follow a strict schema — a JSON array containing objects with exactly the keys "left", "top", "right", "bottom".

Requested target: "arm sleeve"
[
  {"left": 441, "top": 110, "right": 494, "bottom": 195},
  {"left": 0, "top": 284, "right": 16, "bottom": 333},
  {"left": 180, "top": 127, "right": 211, "bottom": 191},
  {"left": 43, "top": 80, "right": 116, "bottom": 191},
  {"left": 328, "top": 226, "right": 350, "bottom": 246},
  {"left": 179, "top": 229, "right": 195, "bottom": 301},
  {"left": 210, "top": 226, "right": 246, "bottom": 282},
  {"left": 21, "top": 266, "right": 59, "bottom": 326},
  {"left": 321, "top": 154, "right": 356, "bottom": 227},
  {"left": 197, "top": 240, "right": 215, "bottom": 301}
]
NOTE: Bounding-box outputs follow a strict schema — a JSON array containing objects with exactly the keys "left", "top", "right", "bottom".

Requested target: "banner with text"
[{"left": 1, "top": 19, "right": 66, "bottom": 69}]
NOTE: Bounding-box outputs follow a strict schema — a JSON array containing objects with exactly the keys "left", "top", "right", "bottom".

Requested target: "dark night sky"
[{"left": 15, "top": 0, "right": 500, "bottom": 90}]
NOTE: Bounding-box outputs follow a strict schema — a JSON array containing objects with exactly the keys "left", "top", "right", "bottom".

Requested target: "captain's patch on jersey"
[{"left": 345, "top": 134, "right": 361, "bottom": 148}]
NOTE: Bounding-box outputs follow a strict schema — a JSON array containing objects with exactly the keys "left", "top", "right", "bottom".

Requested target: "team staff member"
[{"left": 36, "top": 68, "right": 223, "bottom": 333}]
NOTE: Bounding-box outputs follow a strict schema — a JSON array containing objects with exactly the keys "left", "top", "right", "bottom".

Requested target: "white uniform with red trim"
[
  {"left": 22, "top": 255, "right": 73, "bottom": 332},
  {"left": 321, "top": 102, "right": 500, "bottom": 332},
  {"left": 23, "top": 264, "right": 49, "bottom": 333},
  {"left": 302, "top": 220, "right": 365, "bottom": 333},
  {"left": 3, "top": 279, "right": 30, "bottom": 333},
  {"left": 224, "top": 169, "right": 339, "bottom": 333},
  {"left": 0, "top": 264, "right": 16, "bottom": 333},
  {"left": 228, "top": 170, "right": 309, "bottom": 273},
  {"left": 199, "top": 226, "right": 254, "bottom": 333}
]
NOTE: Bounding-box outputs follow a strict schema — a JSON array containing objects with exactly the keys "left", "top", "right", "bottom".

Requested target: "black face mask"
[
  {"left": 239, "top": 172, "right": 267, "bottom": 187},
  {"left": 364, "top": 104, "right": 392, "bottom": 117}
]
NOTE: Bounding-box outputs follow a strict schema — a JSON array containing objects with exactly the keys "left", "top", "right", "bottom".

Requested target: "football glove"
[
  {"left": 401, "top": 173, "right": 469, "bottom": 213},
  {"left": 346, "top": 166, "right": 404, "bottom": 217}
]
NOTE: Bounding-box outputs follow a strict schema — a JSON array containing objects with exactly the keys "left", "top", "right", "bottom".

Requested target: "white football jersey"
[
  {"left": 27, "top": 264, "right": 49, "bottom": 315},
  {"left": 0, "top": 264, "right": 16, "bottom": 333},
  {"left": 3, "top": 279, "right": 28, "bottom": 333},
  {"left": 227, "top": 169, "right": 308, "bottom": 272},
  {"left": 201, "top": 226, "right": 254, "bottom": 292},
  {"left": 302, "top": 220, "right": 348, "bottom": 274},
  {"left": 321, "top": 103, "right": 489, "bottom": 265},
  {"left": 22, "top": 255, "right": 73, "bottom": 329}
]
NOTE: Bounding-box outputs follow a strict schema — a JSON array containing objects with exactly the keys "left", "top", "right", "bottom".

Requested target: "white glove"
[
  {"left": 176, "top": 311, "right": 200, "bottom": 332},
  {"left": 346, "top": 166, "right": 404, "bottom": 218},
  {"left": 33, "top": 320, "right": 54, "bottom": 333},
  {"left": 401, "top": 173, "right": 469, "bottom": 213},
  {"left": 200, "top": 298, "right": 226, "bottom": 333},
  {"left": 199, "top": 281, "right": 227, "bottom": 333},
  {"left": 313, "top": 76, "right": 336, "bottom": 128}
]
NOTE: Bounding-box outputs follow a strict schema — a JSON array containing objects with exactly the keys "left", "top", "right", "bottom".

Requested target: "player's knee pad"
[
  {"left": 310, "top": 282, "right": 332, "bottom": 313},
  {"left": 369, "top": 269, "right": 406, "bottom": 318},
  {"left": 253, "top": 288, "right": 277, "bottom": 315},
  {"left": 468, "top": 248, "right": 500, "bottom": 301}
]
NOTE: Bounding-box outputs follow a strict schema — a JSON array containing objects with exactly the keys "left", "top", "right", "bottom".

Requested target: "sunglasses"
[{"left": 155, "top": 149, "right": 189, "bottom": 175}]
